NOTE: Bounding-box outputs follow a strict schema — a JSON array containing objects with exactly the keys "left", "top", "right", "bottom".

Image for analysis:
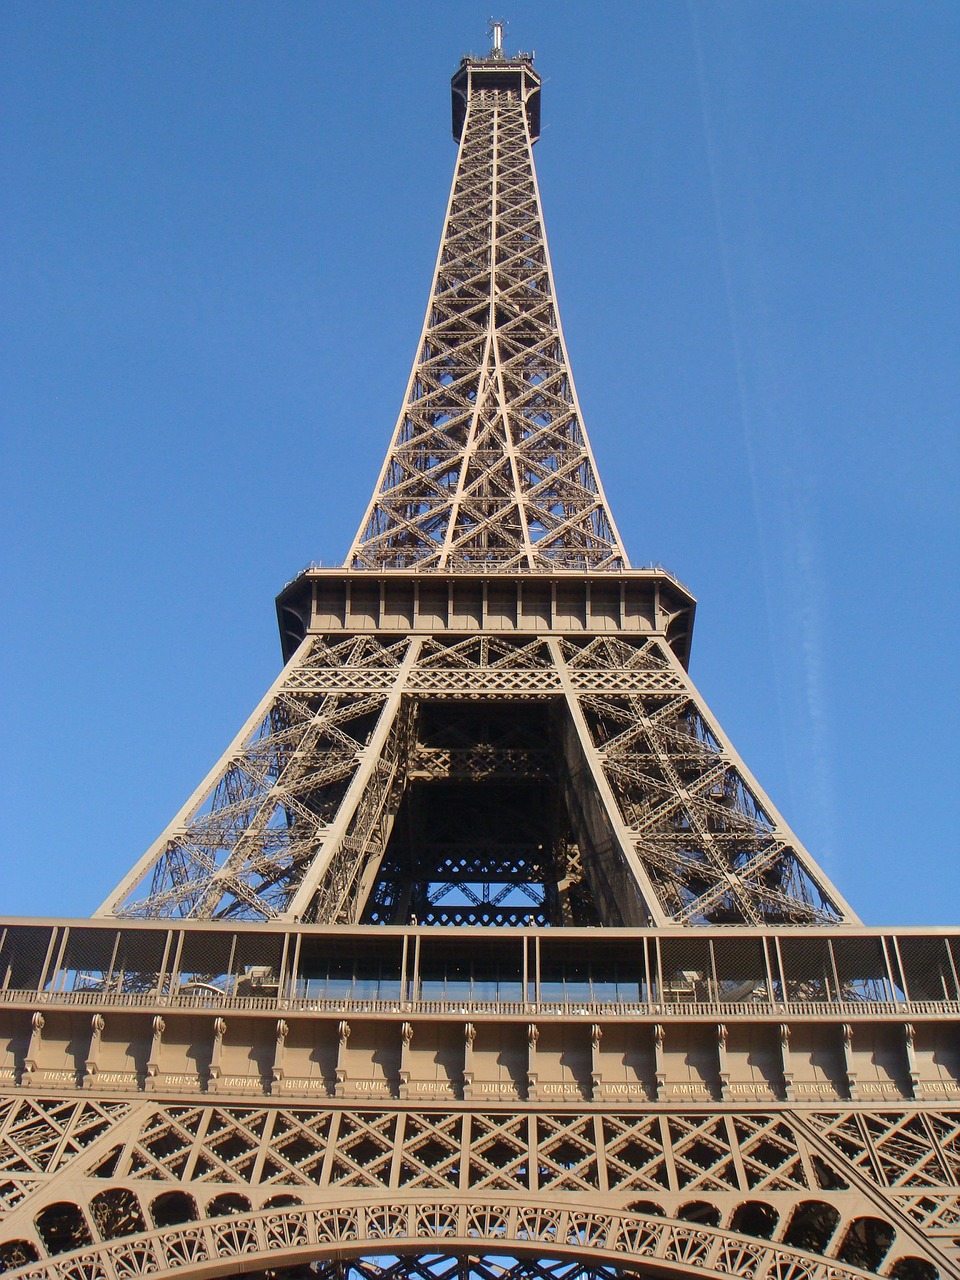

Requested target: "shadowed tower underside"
[{"left": 0, "top": 27, "right": 956, "bottom": 1280}]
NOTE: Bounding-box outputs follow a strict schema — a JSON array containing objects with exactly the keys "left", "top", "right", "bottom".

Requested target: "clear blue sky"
[{"left": 2, "top": 2, "right": 957, "bottom": 923}]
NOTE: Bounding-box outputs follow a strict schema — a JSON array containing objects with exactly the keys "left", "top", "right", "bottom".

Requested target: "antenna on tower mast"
[{"left": 488, "top": 18, "right": 506, "bottom": 58}]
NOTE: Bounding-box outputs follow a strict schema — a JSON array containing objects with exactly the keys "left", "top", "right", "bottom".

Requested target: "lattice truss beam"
[
  {"left": 98, "top": 636, "right": 419, "bottom": 923},
  {"left": 98, "top": 634, "right": 854, "bottom": 926},
  {"left": 0, "top": 1097, "right": 954, "bottom": 1276},
  {"left": 349, "top": 85, "right": 625, "bottom": 572},
  {"left": 556, "top": 637, "right": 853, "bottom": 927}
]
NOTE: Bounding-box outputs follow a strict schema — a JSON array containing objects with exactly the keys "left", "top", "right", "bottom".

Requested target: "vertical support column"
[
  {"left": 250, "top": 1112, "right": 279, "bottom": 1188},
  {"left": 653, "top": 1024, "right": 666, "bottom": 1100},
  {"left": 399, "top": 1022, "right": 413, "bottom": 1099},
  {"left": 83, "top": 1014, "right": 105, "bottom": 1089},
  {"left": 880, "top": 934, "right": 900, "bottom": 1002},
  {"left": 412, "top": 933, "right": 422, "bottom": 1003},
  {"left": 527, "top": 1023, "right": 539, "bottom": 1099},
  {"left": 592, "top": 1113, "right": 609, "bottom": 1194},
  {"left": 48, "top": 928, "right": 70, "bottom": 994},
  {"left": 389, "top": 1113, "right": 407, "bottom": 1191},
  {"left": 208, "top": 1017, "right": 227, "bottom": 1093},
  {"left": 36, "top": 929, "right": 59, "bottom": 997},
  {"left": 335, "top": 1020, "right": 350, "bottom": 1098},
  {"left": 779, "top": 1023, "right": 794, "bottom": 1101},
  {"left": 459, "top": 1111, "right": 472, "bottom": 1193},
  {"left": 170, "top": 932, "right": 185, "bottom": 995},
  {"left": 463, "top": 1023, "right": 476, "bottom": 1100},
  {"left": 146, "top": 1016, "right": 165, "bottom": 1091},
  {"left": 716, "top": 1024, "right": 730, "bottom": 1101},
  {"left": 761, "top": 937, "right": 777, "bottom": 1003},
  {"left": 723, "top": 1113, "right": 750, "bottom": 1191},
  {"left": 155, "top": 930, "right": 174, "bottom": 997},
  {"left": 527, "top": 1112, "right": 539, "bottom": 1195},
  {"left": 400, "top": 935, "right": 411, "bottom": 1008},
  {"left": 943, "top": 934, "right": 960, "bottom": 1001},
  {"left": 773, "top": 937, "right": 788, "bottom": 1008},
  {"left": 708, "top": 940, "right": 720, "bottom": 1003},
  {"left": 278, "top": 933, "right": 294, "bottom": 1001},
  {"left": 827, "top": 941, "right": 842, "bottom": 1003},
  {"left": 590, "top": 1024, "right": 603, "bottom": 1101},
  {"left": 657, "top": 1113, "right": 680, "bottom": 1192},
  {"left": 904, "top": 1023, "right": 921, "bottom": 1100},
  {"left": 22, "top": 1012, "right": 44, "bottom": 1082},
  {"left": 271, "top": 1020, "right": 289, "bottom": 1093},
  {"left": 0, "top": 929, "right": 10, "bottom": 993},
  {"left": 841, "top": 1023, "right": 859, "bottom": 1100}
]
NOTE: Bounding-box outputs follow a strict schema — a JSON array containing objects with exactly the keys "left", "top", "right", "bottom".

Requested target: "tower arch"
[{"left": 0, "top": 1194, "right": 925, "bottom": 1280}]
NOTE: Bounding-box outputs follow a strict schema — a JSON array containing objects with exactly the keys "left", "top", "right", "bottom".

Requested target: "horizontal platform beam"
[
  {"left": 276, "top": 569, "right": 695, "bottom": 664},
  {"left": 2, "top": 1000, "right": 958, "bottom": 1106}
]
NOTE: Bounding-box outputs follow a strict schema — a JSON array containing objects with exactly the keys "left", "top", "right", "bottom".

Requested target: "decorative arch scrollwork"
[{"left": 0, "top": 1195, "right": 933, "bottom": 1280}]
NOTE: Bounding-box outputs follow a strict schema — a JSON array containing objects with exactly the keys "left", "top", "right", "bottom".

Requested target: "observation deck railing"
[{"left": 1, "top": 985, "right": 958, "bottom": 1023}]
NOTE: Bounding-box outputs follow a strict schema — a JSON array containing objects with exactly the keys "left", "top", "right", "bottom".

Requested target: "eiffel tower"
[{"left": 0, "top": 26, "right": 958, "bottom": 1280}]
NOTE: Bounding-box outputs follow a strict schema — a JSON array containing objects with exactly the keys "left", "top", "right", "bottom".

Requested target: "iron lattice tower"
[{"left": 0, "top": 31, "right": 958, "bottom": 1280}]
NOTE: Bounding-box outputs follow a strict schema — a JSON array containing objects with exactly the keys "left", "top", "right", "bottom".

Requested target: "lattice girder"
[
  {"left": 349, "top": 77, "right": 625, "bottom": 572},
  {"left": 5, "top": 33, "right": 957, "bottom": 1280},
  {"left": 97, "top": 628, "right": 856, "bottom": 927},
  {"left": 97, "top": 637, "right": 420, "bottom": 922},
  {"left": 0, "top": 1096, "right": 953, "bottom": 1277}
]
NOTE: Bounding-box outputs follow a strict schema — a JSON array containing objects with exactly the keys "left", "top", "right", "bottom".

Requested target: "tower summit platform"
[{"left": 451, "top": 30, "right": 541, "bottom": 142}]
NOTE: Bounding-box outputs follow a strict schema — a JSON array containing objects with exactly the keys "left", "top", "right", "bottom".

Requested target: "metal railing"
[{"left": 1, "top": 986, "right": 957, "bottom": 1020}]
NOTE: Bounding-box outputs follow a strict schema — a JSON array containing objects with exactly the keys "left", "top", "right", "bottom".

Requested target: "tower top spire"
[
  {"left": 488, "top": 18, "right": 505, "bottom": 58},
  {"left": 350, "top": 41, "right": 617, "bottom": 573}
]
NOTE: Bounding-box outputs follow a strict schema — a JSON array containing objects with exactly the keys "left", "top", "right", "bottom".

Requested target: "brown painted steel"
[{"left": 1, "top": 35, "right": 956, "bottom": 1280}]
